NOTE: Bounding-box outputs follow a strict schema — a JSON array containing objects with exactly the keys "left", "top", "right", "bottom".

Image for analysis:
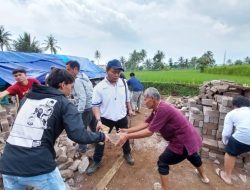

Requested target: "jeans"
[
  {"left": 93, "top": 116, "right": 131, "bottom": 163},
  {"left": 78, "top": 109, "right": 96, "bottom": 151},
  {"left": 2, "top": 167, "right": 66, "bottom": 190}
]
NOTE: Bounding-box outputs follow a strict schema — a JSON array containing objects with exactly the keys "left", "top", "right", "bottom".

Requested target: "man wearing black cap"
[{"left": 86, "top": 59, "right": 134, "bottom": 175}]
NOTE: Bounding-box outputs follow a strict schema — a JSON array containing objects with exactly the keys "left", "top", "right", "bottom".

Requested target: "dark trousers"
[
  {"left": 78, "top": 109, "right": 96, "bottom": 151},
  {"left": 93, "top": 116, "right": 131, "bottom": 163},
  {"left": 157, "top": 147, "right": 202, "bottom": 175}
]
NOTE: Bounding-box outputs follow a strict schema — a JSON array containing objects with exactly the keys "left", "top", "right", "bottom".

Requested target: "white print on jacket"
[{"left": 7, "top": 98, "right": 57, "bottom": 148}]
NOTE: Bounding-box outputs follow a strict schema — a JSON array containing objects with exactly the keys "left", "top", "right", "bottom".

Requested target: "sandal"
[
  {"left": 215, "top": 168, "right": 232, "bottom": 185},
  {"left": 194, "top": 169, "right": 210, "bottom": 184}
]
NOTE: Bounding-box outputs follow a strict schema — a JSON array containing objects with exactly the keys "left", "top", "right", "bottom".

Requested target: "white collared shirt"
[
  {"left": 222, "top": 107, "right": 250, "bottom": 145},
  {"left": 92, "top": 77, "right": 130, "bottom": 121}
]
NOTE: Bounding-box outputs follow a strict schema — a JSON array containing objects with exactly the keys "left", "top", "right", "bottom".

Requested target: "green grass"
[
  {"left": 126, "top": 70, "right": 250, "bottom": 85},
  {"left": 204, "top": 64, "right": 250, "bottom": 76}
]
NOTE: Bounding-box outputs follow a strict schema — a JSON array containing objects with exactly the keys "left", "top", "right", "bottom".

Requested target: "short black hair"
[
  {"left": 120, "top": 72, "right": 126, "bottom": 79},
  {"left": 12, "top": 68, "right": 26, "bottom": 75},
  {"left": 46, "top": 68, "right": 74, "bottom": 89},
  {"left": 130, "top": 72, "right": 135, "bottom": 77},
  {"left": 232, "top": 95, "right": 250, "bottom": 108},
  {"left": 66, "top": 60, "right": 80, "bottom": 71}
]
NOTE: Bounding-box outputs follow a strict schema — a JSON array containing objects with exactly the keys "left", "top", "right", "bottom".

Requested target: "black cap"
[{"left": 106, "top": 59, "right": 124, "bottom": 71}]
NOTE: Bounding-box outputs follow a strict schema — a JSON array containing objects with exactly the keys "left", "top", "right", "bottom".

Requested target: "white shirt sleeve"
[
  {"left": 222, "top": 112, "right": 234, "bottom": 145},
  {"left": 92, "top": 86, "right": 102, "bottom": 107}
]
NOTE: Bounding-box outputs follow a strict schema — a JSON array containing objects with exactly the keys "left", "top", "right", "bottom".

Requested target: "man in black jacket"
[{"left": 0, "top": 69, "right": 108, "bottom": 190}]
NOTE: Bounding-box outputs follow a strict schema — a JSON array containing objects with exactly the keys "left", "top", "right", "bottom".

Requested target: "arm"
[
  {"left": 116, "top": 128, "right": 153, "bottom": 146},
  {"left": 92, "top": 106, "right": 103, "bottom": 131},
  {"left": 120, "top": 121, "right": 149, "bottom": 133},
  {"left": 74, "top": 79, "right": 87, "bottom": 112},
  {"left": 0, "top": 90, "right": 10, "bottom": 100},
  {"left": 63, "top": 102, "right": 106, "bottom": 144},
  {"left": 222, "top": 112, "right": 234, "bottom": 145}
]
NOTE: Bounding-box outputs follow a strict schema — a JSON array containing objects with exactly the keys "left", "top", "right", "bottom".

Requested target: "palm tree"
[
  {"left": 0, "top": 25, "right": 12, "bottom": 51},
  {"left": 94, "top": 50, "right": 101, "bottom": 65},
  {"left": 43, "top": 34, "right": 61, "bottom": 54},
  {"left": 13, "top": 32, "right": 42, "bottom": 53}
]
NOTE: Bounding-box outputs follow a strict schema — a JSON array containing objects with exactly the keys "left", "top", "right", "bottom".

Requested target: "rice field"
[{"left": 126, "top": 70, "right": 250, "bottom": 85}]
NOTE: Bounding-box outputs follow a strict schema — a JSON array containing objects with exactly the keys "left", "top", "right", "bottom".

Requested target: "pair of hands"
[{"left": 97, "top": 121, "right": 128, "bottom": 146}]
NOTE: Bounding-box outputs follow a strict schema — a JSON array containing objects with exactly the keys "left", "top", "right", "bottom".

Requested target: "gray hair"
[{"left": 144, "top": 87, "right": 161, "bottom": 101}]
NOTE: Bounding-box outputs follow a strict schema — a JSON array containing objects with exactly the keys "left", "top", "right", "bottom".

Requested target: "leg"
[
  {"left": 160, "top": 175, "right": 169, "bottom": 190},
  {"left": 2, "top": 175, "right": 26, "bottom": 190},
  {"left": 116, "top": 117, "right": 131, "bottom": 154},
  {"left": 157, "top": 149, "right": 186, "bottom": 189},
  {"left": 116, "top": 117, "right": 134, "bottom": 165},
  {"left": 21, "top": 168, "right": 66, "bottom": 190},
  {"left": 77, "top": 110, "right": 92, "bottom": 152},
  {"left": 130, "top": 91, "right": 137, "bottom": 112},
  {"left": 92, "top": 117, "right": 114, "bottom": 163},
  {"left": 136, "top": 91, "right": 142, "bottom": 112},
  {"left": 223, "top": 153, "right": 236, "bottom": 182}
]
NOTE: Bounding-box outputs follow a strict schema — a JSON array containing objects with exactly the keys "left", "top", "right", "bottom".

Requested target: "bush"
[
  {"left": 141, "top": 82, "right": 198, "bottom": 96},
  {"left": 204, "top": 65, "right": 250, "bottom": 76}
]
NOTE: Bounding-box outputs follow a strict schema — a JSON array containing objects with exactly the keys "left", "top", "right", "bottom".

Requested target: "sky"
[{"left": 1, "top": 0, "right": 250, "bottom": 65}]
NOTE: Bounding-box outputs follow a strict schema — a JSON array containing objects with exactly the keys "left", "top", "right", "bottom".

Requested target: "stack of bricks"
[
  {"left": 0, "top": 105, "right": 17, "bottom": 155},
  {"left": 181, "top": 80, "right": 250, "bottom": 169}
]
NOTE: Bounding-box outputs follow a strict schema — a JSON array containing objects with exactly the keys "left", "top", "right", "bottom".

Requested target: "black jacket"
[{"left": 0, "top": 84, "right": 105, "bottom": 177}]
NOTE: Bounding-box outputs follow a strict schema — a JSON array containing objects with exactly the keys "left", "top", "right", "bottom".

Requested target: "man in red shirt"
[
  {"left": 0, "top": 69, "right": 40, "bottom": 101},
  {"left": 116, "top": 87, "right": 209, "bottom": 190}
]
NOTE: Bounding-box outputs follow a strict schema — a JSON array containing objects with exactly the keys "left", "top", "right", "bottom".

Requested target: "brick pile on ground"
[{"left": 180, "top": 80, "right": 250, "bottom": 171}]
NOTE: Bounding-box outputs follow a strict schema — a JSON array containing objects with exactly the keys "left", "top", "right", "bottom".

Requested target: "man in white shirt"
[
  {"left": 86, "top": 59, "right": 134, "bottom": 175},
  {"left": 216, "top": 95, "right": 250, "bottom": 185}
]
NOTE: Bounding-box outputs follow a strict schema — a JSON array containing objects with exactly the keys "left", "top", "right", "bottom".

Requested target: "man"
[
  {"left": 116, "top": 87, "right": 209, "bottom": 190},
  {"left": 216, "top": 95, "right": 250, "bottom": 185},
  {"left": 0, "top": 69, "right": 109, "bottom": 189},
  {"left": 127, "top": 72, "right": 143, "bottom": 113},
  {"left": 86, "top": 59, "right": 134, "bottom": 175},
  {"left": 66, "top": 60, "right": 96, "bottom": 153},
  {"left": 0, "top": 68, "right": 40, "bottom": 100}
]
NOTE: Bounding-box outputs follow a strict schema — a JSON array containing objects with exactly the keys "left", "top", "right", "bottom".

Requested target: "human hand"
[
  {"left": 118, "top": 128, "right": 129, "bottom": 133},
  {"left": 128, "top": 110, "right": 135, "bottom": 117},
  {"left": 104, "top": 134, "right": 111, "bottom": 143},
  {"left": 96, "top": 120, "right": 103, "bottom": 132},
  {"left": 115, "top": 133, "right": 128, "bottom": 147}
]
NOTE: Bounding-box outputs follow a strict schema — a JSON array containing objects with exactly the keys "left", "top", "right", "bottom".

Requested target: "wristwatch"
[{"left": 97, "top": 119, "right": 101, "bottom": 122}]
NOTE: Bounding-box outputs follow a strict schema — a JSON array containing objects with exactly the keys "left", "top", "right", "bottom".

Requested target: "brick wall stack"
[{"left": 181, "top": 80, "right": 250, "bottom": 170}]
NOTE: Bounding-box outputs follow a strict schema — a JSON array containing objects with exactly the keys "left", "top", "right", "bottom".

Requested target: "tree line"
[{"left": 0, "top": 25, "right": 60, "bottom": 54}]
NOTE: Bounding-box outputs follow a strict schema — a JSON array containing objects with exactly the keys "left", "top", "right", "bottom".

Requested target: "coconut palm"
[
  {"left": 43, "top": 34, "right": 61, "bottom": 54},
  {"left": 0, "top": 25, "right": 12, "bottom": 51},
  {"left": 13, "top": 32, "right": 42, "bottom": 53}
]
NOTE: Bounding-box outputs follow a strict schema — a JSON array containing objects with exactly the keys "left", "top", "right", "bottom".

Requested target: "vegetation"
[
  {"left": 0, "top": 25, "right": 12, "bottom": 51},
  {"left": 13, "top": 32, "right": 42, "bottom": 53},
  {"left": 204, "top": 64, "right": 250, "bottom": 76},
  {"left": 141, "top": 81, "right": 198, "bottom": 96},
  {"left": 0, "top": 26, "right": 60, "bottom": 54},
  {"left": 43, "top": 34, "right": 61, "bottom": 54},
  {"left": 125, "top": 70, "right": 250, "bottom": 85}
]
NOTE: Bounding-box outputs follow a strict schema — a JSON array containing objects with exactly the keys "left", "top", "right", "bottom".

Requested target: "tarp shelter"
[{"left": 0, "top": 51, "right": 105, "bottom": 85}]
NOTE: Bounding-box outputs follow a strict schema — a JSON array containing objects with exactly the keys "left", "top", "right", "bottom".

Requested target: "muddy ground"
[{"left": 73, "top": 106, "right": 250, "bottom": 190}]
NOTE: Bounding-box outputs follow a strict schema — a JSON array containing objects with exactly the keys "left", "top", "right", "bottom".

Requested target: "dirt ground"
[{"left": 72, "top": 106, "right": 250, "bottom": 190}]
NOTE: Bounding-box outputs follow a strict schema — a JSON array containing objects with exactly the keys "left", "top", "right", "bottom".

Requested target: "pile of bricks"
[
  {"left": 0, "top": 105, "right": 16, "bottom": 147},
  {"left": 181, "top": 80, "right": 250, "bottom": 170}
]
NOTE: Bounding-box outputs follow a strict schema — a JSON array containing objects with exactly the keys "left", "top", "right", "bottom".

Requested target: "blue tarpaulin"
[{"left": 0, "top": 51, "right": 105, "bottom": 85}]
